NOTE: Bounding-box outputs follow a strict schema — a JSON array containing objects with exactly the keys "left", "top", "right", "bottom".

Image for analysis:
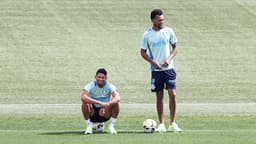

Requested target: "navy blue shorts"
[
  {"left": 90, "top": 105, "right": 110, "bottom": 123},
  {"left": 151, "top": 69, "right": 176, "bottom": 92}
]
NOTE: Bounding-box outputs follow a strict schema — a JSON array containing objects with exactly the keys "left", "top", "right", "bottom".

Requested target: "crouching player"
[{"left": 81, "top": 68, "right": 120, "bottom": 134}]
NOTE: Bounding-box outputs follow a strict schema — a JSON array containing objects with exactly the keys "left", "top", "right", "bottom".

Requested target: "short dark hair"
[
  {"left": 96, "top": 68, "right": 107, "bottom": 76},
  {"left": 150, "top": 9, "right": 163, "bottom": 20}
]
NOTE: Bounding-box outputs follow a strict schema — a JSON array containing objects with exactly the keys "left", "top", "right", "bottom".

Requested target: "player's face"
[
  {"left": 152, "top": 15, "right": 164, "bottom": 30},
  {"left": 95, "top": 73, "right": 107, "bottom": 87}
]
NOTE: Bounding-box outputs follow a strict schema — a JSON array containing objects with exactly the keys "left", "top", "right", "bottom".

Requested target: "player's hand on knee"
[{"left": 99, "top": 102, "right": 110, "bottom": 108}]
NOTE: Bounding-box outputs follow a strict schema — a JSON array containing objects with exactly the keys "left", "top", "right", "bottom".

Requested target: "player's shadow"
[
  {"left": 40, "top": 130, "right": 84, "bottom": 135},
  {"left": 117, "top": 130, "right": 146, "bottom": 134},
  {"left": 40, "top": 130, "right": 146, "bottom": 135}
]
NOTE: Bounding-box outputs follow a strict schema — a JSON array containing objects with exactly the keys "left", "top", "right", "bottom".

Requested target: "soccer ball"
[
  {"left": 143, "top": 119, "right": 157, "bottom": 133},
  {"left": 92, "top": 122, "right": 105, "bottom": 132}
]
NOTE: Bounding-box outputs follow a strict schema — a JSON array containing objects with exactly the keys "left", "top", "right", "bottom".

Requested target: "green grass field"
[
  {"left": 0, "top": 0, "right": 256, "bottom": 143},
  {"left": 0, "top": 114, "right": 256, "bottom": 144}
]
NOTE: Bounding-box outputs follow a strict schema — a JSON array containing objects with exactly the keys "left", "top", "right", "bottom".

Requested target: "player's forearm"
[
  {"left": 167, "top": 46, "right": 178, "bottom": 62},
  {"left": 81, "top": 94, "right": 103, "bottom": 105},
  {"left": 141, "top": 49, "right": 154, "bottom": 64},
  {"left": 109, "top": 92, "right": 120, "bottom": 106}
]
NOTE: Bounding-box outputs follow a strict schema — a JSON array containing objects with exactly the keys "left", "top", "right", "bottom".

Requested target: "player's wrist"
[{"left": 151, "top": 60, "right": 157, "bottom": 64}]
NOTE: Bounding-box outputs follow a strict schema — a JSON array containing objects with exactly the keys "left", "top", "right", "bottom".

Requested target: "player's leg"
[
  {"left": 81, "top": 103, "right": 94, "bottom": 119},
  {"left": 167, "top": 89, "right": 181, "bottom": 132},
  {"left": 109, "top": 102, "right": 119, "bottom": 134},
  {"left": 164, "top": 69, "right": 182, "bottom": 132},
  {"left": 152, "top": 71, "right": 166, "bottom": 132},
  {"left": 156, "top": 90, "right": 164, "bottom": 124},
  {"left": 111, "top": 102, "right": 120, "bottom": 118},
  {"left": 167, "top": 89, "right": 176, "bottom": 123},
  {"left": 156, "top": 90, "right": 166, "bottom": 132},
  {"left": 168, "top": 89, "right": 182, "bottom": 132},
  {"left": 152, "top": 71, "right": 165, "bottom": 124},
  {"left": 99, "top": 103, "right": 120, "bottom": 134},
  {"left": 81, "top": 103, "right": 94, "bottom": 134}
]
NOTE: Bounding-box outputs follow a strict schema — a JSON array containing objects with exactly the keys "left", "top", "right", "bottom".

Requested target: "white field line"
[
  {"left": 0, "top": 129, "right": 256, "bottom": 134},
  {"left": 0, "top": 103, "right": 256, "bottom": 115}
]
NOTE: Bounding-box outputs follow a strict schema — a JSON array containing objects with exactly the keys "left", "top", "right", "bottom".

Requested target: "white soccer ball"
[
  {"left": 143, "top": 119, "right": 157, "bottom": 133},
  {"left": 92, "top": 122, "right": 105, "bottom": 133}
]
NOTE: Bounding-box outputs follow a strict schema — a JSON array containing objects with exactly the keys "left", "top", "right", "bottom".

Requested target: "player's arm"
[
  {"left": 162, "top": 43, "right": 178, "bottom": 67},
  {"left": 109, "top": 90, "right": 120, "bottom": 106},
  {"left": 81, "top": 90, "right": 106, "bottom": 106},
  {"left": 140, "top": 49, "right": 161, "bottom": 69},
  {"left": 168, "top": 43, "right": 178, "bottom": 61}
]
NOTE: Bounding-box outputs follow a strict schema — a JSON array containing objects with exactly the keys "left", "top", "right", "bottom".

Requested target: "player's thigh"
[
  {"left": 151, "top": 71, "right": 165, "bottom": 92},
  {"left": 82, "top": 103, "right": 94, "bottom": 116},
  {"left": 164, "top": 69, "right": 176, "bottom": 90}
]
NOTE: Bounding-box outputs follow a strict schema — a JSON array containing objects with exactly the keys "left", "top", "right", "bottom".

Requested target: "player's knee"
[
  {"left": 168, "top": 90, "right": 176, "bottom": 98},
  {"left": 82, "top": 103, "right": 93, "bottom": 114},
  {"left": 112, "top": 103, "right": 120, "bottom": 112},
  {"left": 170, "top": 93, "right": 176, "bottom": 98},
  {"left": 112, "top": 102, "right": 120, "bottom": 108}
]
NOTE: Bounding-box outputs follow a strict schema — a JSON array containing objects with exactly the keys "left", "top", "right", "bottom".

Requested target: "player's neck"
[
  {"left": 97, "top": 82, "right": 106, "bottom": 88},
  {"left": 95, "top": 80, "right": 106, "bottom": 88},
  {"left": 152, "top": 26, "right": 161, "bottom": 31},
  {"left": 97, "top": 84, "right": 104, "bottom": 88}
]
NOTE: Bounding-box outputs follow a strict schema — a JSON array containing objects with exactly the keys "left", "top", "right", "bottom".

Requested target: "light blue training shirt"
[
  {"left": 141, "top": 26, "right": 178, "bottom": 71},
  {"left": 84, "top": 81, "right": 116, "bottom": 108}
]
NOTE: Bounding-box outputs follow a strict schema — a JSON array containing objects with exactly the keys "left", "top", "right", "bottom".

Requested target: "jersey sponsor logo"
[
  {"left": 102, "top": 90, "right": 110, "bottom": 96},
  {"left": 151, "top": 39, "right": 168, "bottom": 48},
  {"left": 90, "top": 90, "right": 111, "bottom": 98}
]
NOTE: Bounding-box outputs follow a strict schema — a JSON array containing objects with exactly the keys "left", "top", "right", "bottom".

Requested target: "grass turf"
[
  {"left": 0, "top": 0, "right": 255, "bottom": 104},
  {"left": 0, "top": 114, "right": 255, "bottom": 144},
  {"left": 0, "top": 0, "right": 256, "bottom": 144}
]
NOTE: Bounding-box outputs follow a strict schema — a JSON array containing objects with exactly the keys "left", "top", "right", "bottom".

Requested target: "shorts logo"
[
  {"left": 151, "top": 79, "right": 156, "bottom": 90},
  {"left": 168, "top": 79, "right": 176, "bottom": 84}
]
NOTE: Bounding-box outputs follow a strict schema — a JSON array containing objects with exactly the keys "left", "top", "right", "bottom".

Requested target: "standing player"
[
  {"left": 140, "top": 9, "right": 182, "bottom": 132},
  {"left": 81, "top": 68, "right": 120, "bottom": 134}
]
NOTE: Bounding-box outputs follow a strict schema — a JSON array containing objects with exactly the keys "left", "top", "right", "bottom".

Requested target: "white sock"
[
  {"left": 85, "top": 119, "right": 92, "bottom": 127},
  {"left": 109, "top": 117, "right": 116, "bottom": 127}
]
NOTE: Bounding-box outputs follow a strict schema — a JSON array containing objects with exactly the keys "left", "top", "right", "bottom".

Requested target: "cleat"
[
  {"left": 85, "top": 125, "right": 93, "bottom": 135},
  {"left": 168, "top": 122, "right": 182, "bottom": 132},
  {"left": 156, "top": 123, "right": 166, "bottom": 133},
  {"left": 108, "top": 125, "right": 117, "bottom": 134}
]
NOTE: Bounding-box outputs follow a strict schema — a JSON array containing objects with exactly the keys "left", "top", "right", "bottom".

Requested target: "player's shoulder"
[
  {"left": 87, "top": 81, "right": 96, "bottom": 86},
  {"left": 105, "top": 81, "right": 115, "bottom": 87},
  {"left": 163, "top": 26, "right": 174, "bottom": 32},
  {"left": 105, "top": 81, "right": 117, "bottom": 90},
  {"left": 143, "top": 27, "right": 153, "bottom": 36},
  {"left": 85, "top": 81, "right": 96, "bottom": 89}
]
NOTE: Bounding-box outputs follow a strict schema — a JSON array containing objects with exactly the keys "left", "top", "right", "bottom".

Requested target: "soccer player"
[
  {"left": 81, "top": 68, "right": 120, "bottom": 134},
  {"left": 140, "top": 9, "right": 182, "bottom": 132}
]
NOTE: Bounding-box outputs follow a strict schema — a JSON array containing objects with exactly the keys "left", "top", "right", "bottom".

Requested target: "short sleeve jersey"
[
  {"left": 84, "top": 81, "right": 116, "bottom": 107},
  {"left": 141, "top": 27, "right": 177, "bottom": 71}
]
